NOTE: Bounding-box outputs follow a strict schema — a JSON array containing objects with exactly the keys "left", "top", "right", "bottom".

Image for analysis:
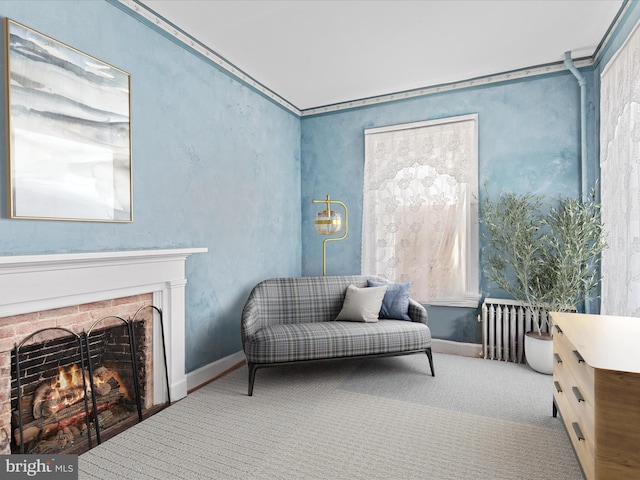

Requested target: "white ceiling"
[{"left": 139, "top": 0, "right": 624, "bottom": 111}]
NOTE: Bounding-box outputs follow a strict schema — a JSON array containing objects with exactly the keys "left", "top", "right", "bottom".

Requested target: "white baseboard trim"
[
  {"left": 186, "top": 350, "right": 246, "bottom": 392},
  {"left": 432, "top": 339, "right": 482, "bottom": 358},
  {"left": 186, "top": 342, "right": 481, "bottom": 391}
]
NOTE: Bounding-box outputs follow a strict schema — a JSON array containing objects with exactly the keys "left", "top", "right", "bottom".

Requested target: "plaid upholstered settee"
[{"left": 241, "top": 275, "right": 434, "bottom": 395}]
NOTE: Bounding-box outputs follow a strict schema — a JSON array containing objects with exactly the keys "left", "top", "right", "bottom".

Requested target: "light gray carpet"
[
  {"left": 79, "top": 353, "right": 583, "bottom": 480},
  {"left": 339, "top": 352, "right": 560, "bottom": 428}
]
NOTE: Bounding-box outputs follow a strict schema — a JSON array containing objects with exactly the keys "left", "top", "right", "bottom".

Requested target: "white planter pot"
[{"left": 524, "top": 332, "right": 553, "bottom": 375}]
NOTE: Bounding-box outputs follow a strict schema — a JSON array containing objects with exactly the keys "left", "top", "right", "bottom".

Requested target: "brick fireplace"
[
  {"left": 8, "top": 296, "right": 152, "bottom": 454},
  {"left": 0, "top": 248, "right": 207, "bottom": 454}
]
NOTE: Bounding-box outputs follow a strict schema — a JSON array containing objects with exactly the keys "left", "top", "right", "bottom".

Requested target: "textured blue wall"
[
  {"left": 301, "top": 72, "right": 589, "bottom": 342},
  {"left": 2, "top": 0, "right": 637, "bottom": 353},
  {"left": 0, "top": 1, "right": 302, "bottom": 372},
  {"left": 301, "top": 73, "right": 586, "bottom": 273}
]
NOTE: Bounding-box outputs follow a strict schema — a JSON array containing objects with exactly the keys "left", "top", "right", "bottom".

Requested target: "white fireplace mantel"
[{"left": 0, "top": 247, "right": 207, "bottom": 402}]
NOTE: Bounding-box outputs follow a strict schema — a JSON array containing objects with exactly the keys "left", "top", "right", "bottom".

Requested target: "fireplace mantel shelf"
[
  {"left": 0, "top": 248, "right": 208, "bottom": 313},
  {"left": 0, "top": 248, "right": 208, "bottom": 270}
]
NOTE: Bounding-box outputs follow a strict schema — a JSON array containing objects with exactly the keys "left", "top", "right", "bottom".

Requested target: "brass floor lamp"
[{"left": 312, "top": 195, "right": 348, "bottom": 276}]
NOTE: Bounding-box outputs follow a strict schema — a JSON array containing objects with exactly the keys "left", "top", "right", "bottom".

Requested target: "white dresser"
[{"left": 551, "top": 312, "right": 640, "bottom": 480}]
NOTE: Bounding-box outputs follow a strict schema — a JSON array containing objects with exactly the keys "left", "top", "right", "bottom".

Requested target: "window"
[{"left": 362, "top": 114, "right": 480, "bottom": 307}]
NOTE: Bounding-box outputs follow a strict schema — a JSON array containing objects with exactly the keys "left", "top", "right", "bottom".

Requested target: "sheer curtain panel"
[
  {"left": 362, "top": 114, "right": 479, "bottom": 307},
  {"left": 600, "top": 20, "right": 640, "bottom": 316}
]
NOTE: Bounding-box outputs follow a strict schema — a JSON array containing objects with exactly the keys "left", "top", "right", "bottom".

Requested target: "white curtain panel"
[
  {"left": 362, "top": 116, "right": 478, "bottom": 305},
  {"left": 600, "top": 21, "right": 640, "bottom": 316}
]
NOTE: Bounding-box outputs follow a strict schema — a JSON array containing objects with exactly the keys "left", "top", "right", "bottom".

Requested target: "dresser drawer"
[
  {"left": 554, "top": 327, "right": 595, "bottom": 404},
  {"left": 554, "top": 377, "right": 595, "bottom": 479},
  {"left": 571, "top": 418, "right": 595, "bottom": 480},
  {"left": 554, "top": 371, "right": 595, "bottom": 443}
]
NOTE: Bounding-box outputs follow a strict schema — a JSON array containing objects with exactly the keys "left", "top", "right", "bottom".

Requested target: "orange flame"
[{"left": 47, "top": 365, "right": 89, "bottom": 413}]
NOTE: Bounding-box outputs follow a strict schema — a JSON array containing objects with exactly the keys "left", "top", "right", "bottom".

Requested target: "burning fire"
[
  {"left": 33, "top": 365, "right": 89, "bottom": 418},
  {"left": 57, "top": 365, "right": 85, "bottom": 395},
  {"left": 33, "top": 364, "right": 129, "bottom": 419}
]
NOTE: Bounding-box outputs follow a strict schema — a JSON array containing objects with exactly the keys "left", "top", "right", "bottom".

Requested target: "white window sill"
[{"left": 423, "top": 294, "right": 481, "bottom": 309}]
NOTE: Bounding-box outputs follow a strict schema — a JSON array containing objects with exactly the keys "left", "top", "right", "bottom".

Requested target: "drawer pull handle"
[
  {"left": 554, "top": 381, "right": 562, "bottom": 393},
  {"left": 572, "top": 387, "right": 585, "bottom": 403},
  {"left": 554, "top": 353, "right": 563, "bottom": 364},
  {"left": 572, "top": 422, "right": 585, "bottom": 441},
  {"left": 572, "top": 350, "right": 585, "bottom": 364}
]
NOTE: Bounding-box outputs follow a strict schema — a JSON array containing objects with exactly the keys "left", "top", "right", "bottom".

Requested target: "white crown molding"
[
  {"left": 118, "top": 0, "right": 611, "bottom": 118},
  {"left": 592, "top": 0, "right": 633, "bottom": 68},
  {"left": 117, "top": 0, "right": 301, "bottom": 116},
  {"left": 301, "top": 60, "right": 592, "bottom": 117}
]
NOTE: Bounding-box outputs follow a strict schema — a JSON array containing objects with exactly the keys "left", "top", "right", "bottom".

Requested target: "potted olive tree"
[{"left": 480, "top": 188, "right": 607, "bottom": 374}]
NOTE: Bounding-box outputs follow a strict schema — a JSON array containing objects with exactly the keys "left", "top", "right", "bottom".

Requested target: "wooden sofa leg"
[
  {"left": 248, "top": 362, "right": 258, "bottom": 396},
  {"left": 426, "top": 348, "right": 435, "bottom": 376}
]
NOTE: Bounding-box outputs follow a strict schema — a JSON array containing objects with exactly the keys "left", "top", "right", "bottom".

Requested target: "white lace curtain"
[
  {"left": 362, "top": 115, "right": 479, "bottom": 306},
  {"left": 600, "top": 20, "right": 640, "bottom": 316}
]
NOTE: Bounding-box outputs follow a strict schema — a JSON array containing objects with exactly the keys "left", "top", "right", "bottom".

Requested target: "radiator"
[{"left": 480, "top": 298, "right": 551, "bottom": 363}]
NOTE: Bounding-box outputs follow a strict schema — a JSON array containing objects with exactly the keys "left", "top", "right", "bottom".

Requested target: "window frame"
[{"left": 363, "top": 114, "right": 480, "bottom": 308}]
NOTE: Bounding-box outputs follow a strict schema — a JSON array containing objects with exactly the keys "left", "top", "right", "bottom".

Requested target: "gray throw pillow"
[{"left": 335, "top": 284, "right": 387, "bottom": 322}]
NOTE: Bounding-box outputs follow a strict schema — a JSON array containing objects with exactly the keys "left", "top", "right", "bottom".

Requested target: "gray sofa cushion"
[{"left": 244, "top": 319, "right": 431, "bottom": 364}]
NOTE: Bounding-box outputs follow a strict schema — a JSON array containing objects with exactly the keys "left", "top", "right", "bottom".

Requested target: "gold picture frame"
[{"left": 5, "top": 19, "right": 132, "bottom": 222}]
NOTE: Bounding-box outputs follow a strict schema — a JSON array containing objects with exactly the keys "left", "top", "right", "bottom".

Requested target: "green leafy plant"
[
  {"left": 480, "top": 188, "right": 608, "bottom": 336},
  {"left": 541, "top": 192, "right": 608, "bottom": 314}
]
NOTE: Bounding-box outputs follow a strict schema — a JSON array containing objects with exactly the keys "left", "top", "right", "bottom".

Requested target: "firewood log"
[
  {"left": 13, "top": 426, "right": 40, "bottom": 446},
  {"left": 34, "top": 437, "right": 61, "bottom": 454},
  {"left": 16, "top": 388, "right": 124, "bottom": 443},
  {"left": 33, "top": 369, "right": 92, "bottom": 419},
  {"left": 94, "top": 382, "right": 111, "bottom": 396}
]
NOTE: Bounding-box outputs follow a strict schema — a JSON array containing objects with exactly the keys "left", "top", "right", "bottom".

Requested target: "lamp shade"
[{"left": 314, "top": 209, "right": 342, "bottom": 235}]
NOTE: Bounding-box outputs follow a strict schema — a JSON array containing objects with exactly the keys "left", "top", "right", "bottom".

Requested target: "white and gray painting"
[{"left": 7, "top": 21, "right": 131, "bottom": 221}]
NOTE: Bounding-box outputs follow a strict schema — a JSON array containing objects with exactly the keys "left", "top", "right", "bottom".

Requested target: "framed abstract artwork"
[{"left": 4, "top": 19, "right": 132, "bottom": 222}]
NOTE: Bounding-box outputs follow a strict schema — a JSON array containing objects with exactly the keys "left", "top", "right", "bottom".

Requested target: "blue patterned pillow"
[{"left": 367, "top": 280, "right": 412, "bottom": 321}]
